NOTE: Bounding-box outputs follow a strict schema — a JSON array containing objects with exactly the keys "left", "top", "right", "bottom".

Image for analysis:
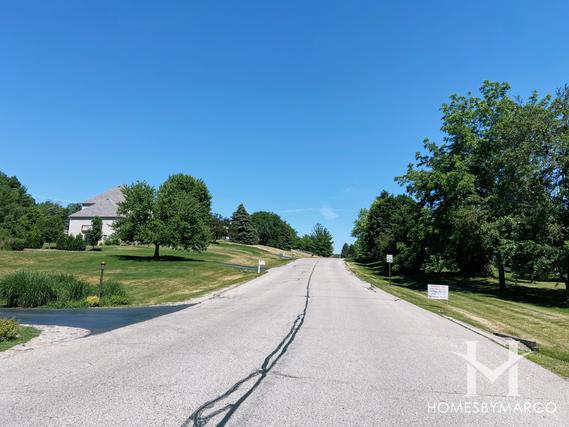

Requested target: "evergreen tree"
[
  {"left": 86, "top": 216, "right": 103, "bottom": 249},
  {"left": 230, "top": 204, "right": 258, "bottom": 245},
  {"left": 310, "top": 223, "right": 334, "bottom": 257}
]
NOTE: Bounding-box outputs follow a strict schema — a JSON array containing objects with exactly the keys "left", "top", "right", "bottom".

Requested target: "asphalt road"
[
  {"left": 0, "top": 305, "right": 194, "bottom": 335},
  {"left": 1, "top": 258, "right": 568, "bottom": 426}
]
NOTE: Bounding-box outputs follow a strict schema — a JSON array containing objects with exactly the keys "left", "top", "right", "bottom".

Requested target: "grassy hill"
[
  {"left": 348, "top": 261, "right": 569, "bottom": 378},
  {"left": 0, "top": 241, "right": 293, "bottom": 306}
]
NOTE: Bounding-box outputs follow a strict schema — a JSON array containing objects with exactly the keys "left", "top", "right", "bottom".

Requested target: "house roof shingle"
[
  {"left": 69, "top": 186, "right": 124, "bottom": 219},
  {"left": 83, "top": 186, "right": 125, "bottom": 205}
]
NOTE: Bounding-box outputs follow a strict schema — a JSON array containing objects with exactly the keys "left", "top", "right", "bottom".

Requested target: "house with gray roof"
[{"left": 68, "top": 186, "right": 124, "bottom": 242}]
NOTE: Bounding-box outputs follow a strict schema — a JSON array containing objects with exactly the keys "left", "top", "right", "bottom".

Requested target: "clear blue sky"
[{"left": 2, "top": 1, "right": 568, "bottom": 251}]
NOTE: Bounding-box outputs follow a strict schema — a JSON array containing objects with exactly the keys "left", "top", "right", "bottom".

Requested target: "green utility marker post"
[{"left": 99, "top": 261, "right": 106, "bottom": 297}]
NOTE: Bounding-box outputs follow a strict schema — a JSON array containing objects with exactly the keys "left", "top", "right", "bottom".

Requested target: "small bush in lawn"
[
  {"left": 8, "top": 238, "right": 26, "bottom": 251},
  {"left": 101, "top": 280, "right": 129, "bottom": 301},
  {"left": 24, "top": 233, "right": 44, "bottom": 249},
  {"left": 73, "top": 235, "right": 86, "bottom": 251},
  {"left": 104, "top": 235, "right": 121, "bottom": 246},
  {"left": 85, "top": 295, "right": 100, "bottom": 307},
  {"left": 0, "top": 318, "right": 19, "bottom": 342},
  {"left": 56, "top": 234, "right": 67, "bottom": 250},
  {"left": 56, "top": 234, "right": 86, "bottom": 251}
]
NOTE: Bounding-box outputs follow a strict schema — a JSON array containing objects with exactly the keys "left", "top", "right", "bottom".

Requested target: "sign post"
[
  {"left": 257, "top": 259, "right": 266, "bottom": 274},
  {"left": 386, "top": 254, "right": 393, "bottom": 285}
]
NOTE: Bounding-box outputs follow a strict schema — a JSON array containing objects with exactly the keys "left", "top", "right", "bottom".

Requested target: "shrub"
[
  {"left": 8, "top": 238, "right": 26, "bottom": 251},
  {"left": 56, "top": 234, "right": 86, "bottom": 251},
  {"left": 53, "top": 273, "right": 91, "bottom": 301},
  {"left": 0, "top": 318, "right": 19, "bottom": 342},
  {"left": 0, "top": 271, "right": 91, "bottom": 307},
  {"left": 101, "top": 280, "right": 129, "bottom": 300},
  {"left": 104, "top": 235, "right": 121, "bottom": 246},
  {"left": 56, "top": 234, "right": 68, "bottom": 250},
  {"left": 0, "top": 271, "right": 58, "bottom": 307},
  {"left": 85, "top": 295, "right": 100, "bottom": 307},
  {"left": 72, "top": 235, "right": 86, "bottom": 251},
  {"left": 101, "top": 294, "right": 129, "bottom": 306},
  {"left": 24, "top": 232, "right": 44, "bottom": 249},
  {"left": 0, "top": 271, "right": 129, "bottom": 307}
]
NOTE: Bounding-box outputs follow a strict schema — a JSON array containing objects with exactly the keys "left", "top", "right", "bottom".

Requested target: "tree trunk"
[
  {"left": 497, "top": 252, "right": 506, "bottom": 291},
  {"left": 153, "top": 244, "right": 160, "bottom": 259}
]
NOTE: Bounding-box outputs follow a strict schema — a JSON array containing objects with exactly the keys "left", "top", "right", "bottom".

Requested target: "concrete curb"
[
  {"left": 0, "top": 324, "right": 90, "bottom": 358},
  {"left": 442, "top": 315, "right": 533, "bottom": 352}
]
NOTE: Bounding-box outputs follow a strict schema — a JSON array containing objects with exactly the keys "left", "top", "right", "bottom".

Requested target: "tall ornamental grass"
[{"left": 0, "top": 271, "right": 129, "bottom": 308}]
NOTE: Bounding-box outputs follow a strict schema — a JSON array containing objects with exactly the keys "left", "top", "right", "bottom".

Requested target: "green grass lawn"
[
  {"left": 0, "top": 325, "right": 40, "bottom": 352},
  {"left": 348, "top": 261, "right": 569, "bottom": 378},
  {"left": 0, "top": 241, "right": 293, "bottom": 306}
]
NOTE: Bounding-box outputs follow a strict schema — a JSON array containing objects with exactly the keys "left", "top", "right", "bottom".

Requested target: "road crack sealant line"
[{"left": 182, "top": 262, "right": 318, "bottom": 427}]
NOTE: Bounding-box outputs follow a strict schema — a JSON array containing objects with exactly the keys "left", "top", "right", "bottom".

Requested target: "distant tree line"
[
  {"left": 0, "top": 171, "right": 82, "bottom": 250},
  {"left": 346, "top": 81, "right": 569, "bottom": 302},
  {"left": 214, "top": 203, "right": 334, "bottom": 257}
]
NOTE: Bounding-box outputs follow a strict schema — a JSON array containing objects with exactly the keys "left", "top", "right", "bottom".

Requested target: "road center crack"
[{"left": 182, "top": 262, "right": 318, "bottom": 427}]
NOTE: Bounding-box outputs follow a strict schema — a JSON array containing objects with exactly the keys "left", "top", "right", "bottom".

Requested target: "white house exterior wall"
[{"left": 68, "top": 218, "right": 116, "bottom": 241}]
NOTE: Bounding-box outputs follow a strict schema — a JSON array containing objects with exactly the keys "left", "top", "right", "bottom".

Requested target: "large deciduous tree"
[
  {"left": 37, "top": 202, "right": 67, "bottom": 247},
  {"left": 550, "top": 86, "right": 569, "bottom": 303},
  {"left": 251, "top": 211, "right": 297, "bottom": 250},
  {"left": 363, "top": 191, "right": 427, "bottom": 273},
  {"left": 114, "top": 181, "right": 156, "bottom": 253},
  {"left": 351, "top": 208, "right": 370, "bottom": 260},
  {"left": 397, "top": 81, "right": 558, "bottom": 285},
  {"left": 114, "top": 174, "right": 212, "bottom": 259},
  {"left": 210, "top": 213, "right": 230, "bottom": 241}
]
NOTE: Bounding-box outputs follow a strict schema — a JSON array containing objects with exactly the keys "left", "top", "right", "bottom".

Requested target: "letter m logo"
[{"left": 453, "top": 341, "right": 530, "bottom": 397}]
